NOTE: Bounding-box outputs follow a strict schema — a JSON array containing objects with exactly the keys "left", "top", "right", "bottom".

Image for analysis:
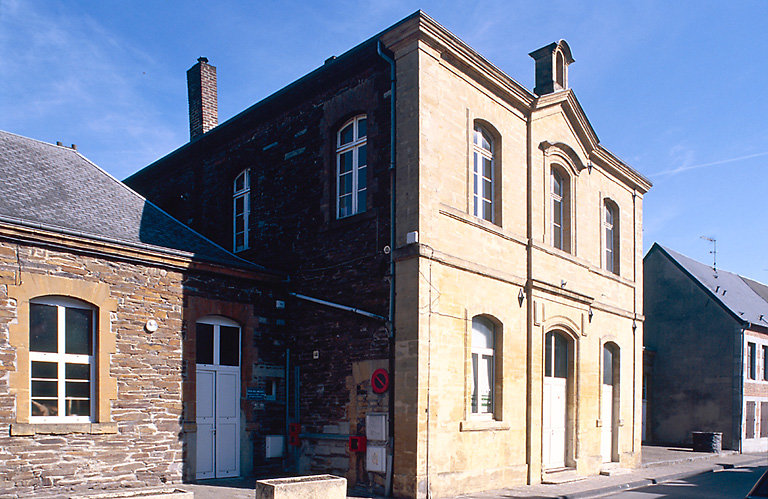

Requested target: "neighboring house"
[
  {"left": 0, "top": 130, "right": 287, "bottom": 497},
  {"left": 126, "top": 11, "right": 651, "bottom": 498},
  {"left": 644, "top": 243, "right": 768, "bottom": 453}
]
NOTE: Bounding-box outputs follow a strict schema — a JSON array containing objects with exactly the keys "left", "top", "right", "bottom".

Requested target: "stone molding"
[{"left": 7, "top": 272, "right": 118, "bottom": 425}]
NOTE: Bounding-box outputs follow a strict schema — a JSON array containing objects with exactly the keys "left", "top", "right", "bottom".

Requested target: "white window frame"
[
  {"left": 471, "top": 316, "right": 495, "bottom": 418},
  {"left": 604, "top": 200, "right": 619, "bottom": 275},
  {"left": 747, "top": 342, "right": 757, "bottom": 380},
  {"left": 196, "top": 316, "right": 242, "bottom": 368},
  {"left": 233, "top": 169, "right": 250, "bottom": 252},
  {"left": 336, "top": 115, "right": 367, "bottom": 219},
  {"left": 472, "top": 125, "right": 495, "bottom": 223},
  {"left": 29, "top": 296, "right": 95, "bottom": 424},
  {"left": 551, "top": 169, "right": 564, "bottom": 250}
]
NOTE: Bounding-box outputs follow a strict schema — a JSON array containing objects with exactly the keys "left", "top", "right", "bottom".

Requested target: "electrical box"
[
  {"left": 265, "top": 435, "right": 284, "bottom": 458},
  {"left": 406, "top": 231, "right": 419, "bottom": 244},
  {"left": 366, "top": 413, "right": 388, "bottom": 442},
  {"left": 366, "top": 445, "right": 387, "bottom": 473}
]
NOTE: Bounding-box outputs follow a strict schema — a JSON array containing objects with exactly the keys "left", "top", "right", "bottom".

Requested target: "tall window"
[
  {"left": 472, "top": 125, "right": 495, "bottom": 222},
  {"left": 747, "top": 342, "right": 757, "bottom": 380},
  {"left": 763, "top": 345, "right": 768, "bottom": 381},
  {"left": 545, "top": 331, "right": 569, "bottom": 379},
  {"left": 29, "top": 297, "right": 94, "bottom": 422},
  {"left": 551, "top": 169, "right": 565, "bottom": 250},
  {"left": 471, "top": 316, "right": 495, "bottom": 416},
  {"left": 336, "top": 115, "right": 367, "bottom": 218},
  {"left": 604, "top": 200, "right": 619, "bottom": 275},
  {"left": 233, "top": 169, "right": 250, "bottom": 252}
]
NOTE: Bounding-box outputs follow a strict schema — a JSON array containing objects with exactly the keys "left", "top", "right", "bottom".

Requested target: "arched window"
[
  {"left": 472, "top": 124, "right": 495, "bottom": 222},
  {"left": 471, "top": 316, "right": 495, "bottom": 416},
  {"left": 555, "top": 51, "right": 565, "bottom": 89},
  {"left": 233, "top": 169, "right": 250, "bottom": 252},
  {"left": 29, "top": 296, "right": 95, "bottom": 422},
  {"left": 604, "top": 200, "right": 620, "bottom": 275},
  {"left": 551, "top": 168, "right": 569, "bottom": 251},
  {"left": 336, "top": 115, "right": 367, "bottom": 218}
]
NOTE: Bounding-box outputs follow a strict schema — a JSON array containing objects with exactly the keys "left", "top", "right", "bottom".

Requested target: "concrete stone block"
[{"left": 254, "top": 474, "right": 347, "bottom": 499}]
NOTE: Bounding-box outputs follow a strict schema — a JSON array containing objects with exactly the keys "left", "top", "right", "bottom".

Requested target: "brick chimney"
[
  {"left": 187, "top": 57, "right": 218, "bottom": 140},
  {"left": 529, "top": 40, "right": 574, "bottom": 96}
]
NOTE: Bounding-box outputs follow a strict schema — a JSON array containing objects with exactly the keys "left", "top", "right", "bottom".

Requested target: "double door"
[{"left": 195, "top": 318, "right": 241, "bottom": 479}]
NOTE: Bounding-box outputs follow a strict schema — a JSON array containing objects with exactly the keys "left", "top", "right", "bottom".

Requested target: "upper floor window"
[
  {"left": 764, "top": 345, "right": 768, "bottom": 381},
  {"left": 472, "top": 125, "right": 495, "bottom": 223},
  {"left": 747, "top": 342, "right": 757, "bottom": 380},
  {"left": 233, "top": 169, "right": 249, "bottom": 252},
  {"left": 471, "top": 316, "right": 496, "bottom": 417},
  {"left": 336, "top": 115, "right": 367, "bottom": 218},
  {"left": 29, "top": 296, "right": 94, "bottom": 422},
  {"left": 551, "top": 168, "right": 566, "bottom": 251},
  {"left": 604, "top": 200, "right": 620, "bottom": 275}
]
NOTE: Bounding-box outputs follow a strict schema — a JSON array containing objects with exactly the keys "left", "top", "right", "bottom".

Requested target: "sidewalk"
[
  {"left": 454, "top": 446, "right": 768, "bottom": 499},
  {"left": 180, "top": 446, "right": 768, "bottom": 498}
]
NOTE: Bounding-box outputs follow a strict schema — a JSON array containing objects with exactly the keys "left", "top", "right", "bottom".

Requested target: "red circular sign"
[{"left": 371, "top": 368, "right": 390, "bottom": 394}]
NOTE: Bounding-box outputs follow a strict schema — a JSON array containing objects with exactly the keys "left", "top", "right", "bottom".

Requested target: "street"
[{"left": 612, "top": 465, "right": 767, "bottom": 498}]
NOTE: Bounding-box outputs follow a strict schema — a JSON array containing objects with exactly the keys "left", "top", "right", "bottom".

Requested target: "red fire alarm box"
[
  {"left": 349, "top": 436, "right": 367, "bottom": 453},
  {"left": 289, "top": 434, "right": 301, "bottom": 447}
]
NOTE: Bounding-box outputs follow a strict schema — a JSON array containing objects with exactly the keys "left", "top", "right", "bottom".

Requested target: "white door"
[
  {"left": 601, "top": 384, "right": 613, "bottom": 462},
  {"left": 543, "top": 377, "right": 567, "bottom": 468},
  {"left": 543, "top": 331, "right": 569, "bottom": 469},
  {"left": 195, "top": 317, "right": 241, "bottom": 479}
]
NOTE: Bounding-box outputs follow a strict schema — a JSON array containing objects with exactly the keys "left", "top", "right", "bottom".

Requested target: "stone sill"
[
  {"left": 11, "top": 422, "right": 118, "bottom": 436},
  {"left": 459, "top": 419, "right": 510, "bottom": 432}
]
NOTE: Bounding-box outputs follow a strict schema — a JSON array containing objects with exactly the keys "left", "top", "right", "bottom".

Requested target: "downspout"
[
  {"left": 738, "top": 325, "right": 746, "bottom": 453},
  {"left": 632, "top": 190, "right": 637, "bottom": 453},
  {"left": 377, "top": 40, "right": 397, "bottom": 497}
]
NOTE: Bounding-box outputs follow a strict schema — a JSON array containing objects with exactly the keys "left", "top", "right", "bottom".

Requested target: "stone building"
[
  {"left": 0, "top": 130, "right": 286, "bottom": 497},
  {"left": 644, "top": 243, "right": 768, "bottom": 453},
  {"left": 126, "top": 11, "right": 651, "bottom": 498}
]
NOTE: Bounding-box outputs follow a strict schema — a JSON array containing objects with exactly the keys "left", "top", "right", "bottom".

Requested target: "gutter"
[{"left": 377, "top": 39, "right": 397, "bottom": 498}]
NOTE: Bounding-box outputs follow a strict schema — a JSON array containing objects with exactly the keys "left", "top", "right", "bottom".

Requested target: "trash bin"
[{"left": 692, "top": 431, "right": 722, "bottom": 452}]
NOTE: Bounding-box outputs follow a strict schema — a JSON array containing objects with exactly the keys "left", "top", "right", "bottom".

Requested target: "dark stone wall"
[
  {"left": 126, "top": 46, "right": 392, "bottom": 486},
  {"left": 644, "top": 248, "right": 740, "bottom": 448}
]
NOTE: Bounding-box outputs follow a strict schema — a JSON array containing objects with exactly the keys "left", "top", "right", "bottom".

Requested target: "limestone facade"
[{"left": 126, "top": 11, "right": 650, "bottom": 498}]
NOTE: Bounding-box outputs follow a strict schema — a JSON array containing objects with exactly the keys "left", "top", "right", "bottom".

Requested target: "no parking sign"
[{"left": 371, "top": 368, "right": 389, "bottom": 394}]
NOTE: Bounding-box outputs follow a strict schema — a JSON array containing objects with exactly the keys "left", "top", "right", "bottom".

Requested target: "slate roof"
[
  {"left": 654, "top": 244, "right": 768, "bottom": 328},
  {"left": 0, "top": 130, "right": 275, "bottom": 273}
]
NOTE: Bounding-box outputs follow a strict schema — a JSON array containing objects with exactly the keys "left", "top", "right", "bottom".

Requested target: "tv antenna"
[{"left": 700, "top": 236, "right": 717, "bottom": 271}]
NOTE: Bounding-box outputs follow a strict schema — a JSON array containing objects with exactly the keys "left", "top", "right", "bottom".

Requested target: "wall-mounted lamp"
[
  {"left": 518, "top": 288, "right": 525, "bottom": 307},
  {"left": 588, "top": 308, "right": 593, "bottom": 322},
  {"left": 587, "top": 162, "right": 593, "bottom": 174},
  {"left": 560, "top": 280, "right": 567, "bottom": 288},
  {"left": 632, "top": 321, "right": 637, "bottom": 332}
]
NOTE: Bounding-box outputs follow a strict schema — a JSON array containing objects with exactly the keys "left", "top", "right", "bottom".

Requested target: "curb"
[{"left": 560, "top": 479, "right": 654, "bottom": 499}]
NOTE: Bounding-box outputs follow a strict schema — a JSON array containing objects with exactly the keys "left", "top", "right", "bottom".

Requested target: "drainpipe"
[
  {"left": 377, "top": 39, "right": 396, "bottom": 498},
  {"left": 738, "top": 325, "right": 746, "bottom": 453}
]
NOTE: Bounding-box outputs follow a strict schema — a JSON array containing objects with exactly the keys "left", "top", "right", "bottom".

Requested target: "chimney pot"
[
  {"left": 187, "top": 57, "right": 218, "bottom": 140},
  {"left": 71, "top": 144, "right": 77, "bottom": 150},
  {"left": 56, "top": 141, "right": 63, "bottom": 146}
]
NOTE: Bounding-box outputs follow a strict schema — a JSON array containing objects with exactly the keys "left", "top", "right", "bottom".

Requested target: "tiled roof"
[
  {"left": 0, "top": 130, "right": 275, "bottom": 273},
  {"left": 657, "top": 244, "right": 768, "bottom": 328}
]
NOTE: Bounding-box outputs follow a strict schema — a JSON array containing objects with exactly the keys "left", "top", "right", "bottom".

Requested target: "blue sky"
[{"left": 2, "top": 0, "right": 767, "bottom": 281}]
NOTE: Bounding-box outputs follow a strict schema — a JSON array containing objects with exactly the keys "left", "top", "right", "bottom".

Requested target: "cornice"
[
  {"left": 0, "top": 222, "right": 282, "bottom": 283},
  {"left": 534, "top": 90, "right": 652, "bottom": 194},
  {"left": 380, "top": 11, "right": 535, "bottom": 112}
]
